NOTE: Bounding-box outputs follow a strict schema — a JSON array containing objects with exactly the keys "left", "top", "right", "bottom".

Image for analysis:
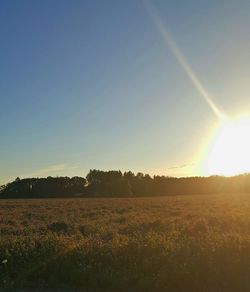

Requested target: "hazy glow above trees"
[{"left": 203, "top": 116, "right": 250, "bottom": 176}]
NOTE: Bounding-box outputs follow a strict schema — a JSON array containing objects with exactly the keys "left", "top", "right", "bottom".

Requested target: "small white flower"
[{"left": 2, "top": 259, "right": 7, "bottom": 264}]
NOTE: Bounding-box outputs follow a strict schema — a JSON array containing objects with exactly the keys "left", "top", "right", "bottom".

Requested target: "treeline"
[{"left": 1, "top": 169, "right": 250, "bottom": 198}]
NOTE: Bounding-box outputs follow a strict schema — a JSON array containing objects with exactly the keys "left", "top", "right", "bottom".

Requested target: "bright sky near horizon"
[{"left": 0, "top": 0, "right": 250, "bottom": 184}]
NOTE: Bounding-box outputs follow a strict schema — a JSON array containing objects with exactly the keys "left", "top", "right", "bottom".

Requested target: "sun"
[{"left": 203, "top": 116, "right": 250, "bottom": 176}]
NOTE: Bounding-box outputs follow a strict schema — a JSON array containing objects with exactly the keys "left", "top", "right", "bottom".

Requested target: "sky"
[{"left": 0, "top": 0, "right": 250, "bottom": 184}]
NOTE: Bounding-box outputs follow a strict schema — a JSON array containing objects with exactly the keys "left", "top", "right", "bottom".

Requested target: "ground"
[{"left": 1, "top": 194, "right": 250, "bottom": 291}]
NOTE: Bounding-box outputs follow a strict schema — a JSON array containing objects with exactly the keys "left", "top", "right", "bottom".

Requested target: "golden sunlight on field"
[{"left": 1, "top": 194, "right": 250, "bottom": 291}]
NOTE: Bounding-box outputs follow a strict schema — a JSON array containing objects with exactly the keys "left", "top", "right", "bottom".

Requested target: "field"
[{"left": 1, "top": 194, "right": 250, "bottom": 291}]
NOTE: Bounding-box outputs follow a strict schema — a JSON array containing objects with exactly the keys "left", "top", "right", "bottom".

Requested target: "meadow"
[{"left": 1, "top": 194, "right": 250, "bottom": 291}]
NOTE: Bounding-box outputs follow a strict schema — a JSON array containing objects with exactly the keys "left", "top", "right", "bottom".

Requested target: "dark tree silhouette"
[{"left": 1, "top": 170, "right": 250, "bottom": 198}]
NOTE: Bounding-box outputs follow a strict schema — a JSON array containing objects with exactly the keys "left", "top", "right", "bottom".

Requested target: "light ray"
[{"left": 144, "top": 0, "right": 226, "bottom": 121}]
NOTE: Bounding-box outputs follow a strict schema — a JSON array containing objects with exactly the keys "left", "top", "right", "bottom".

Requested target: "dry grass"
[{"left": 1, "top": 193, "right": 250, "bottom": 291}]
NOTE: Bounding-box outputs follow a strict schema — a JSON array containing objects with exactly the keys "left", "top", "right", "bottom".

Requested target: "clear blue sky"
[{"left": 1, "top": 0, "right": 249, "bottom": 184}]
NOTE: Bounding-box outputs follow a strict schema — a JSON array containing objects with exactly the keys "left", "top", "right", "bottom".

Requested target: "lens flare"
[
  {"left": 144, "top": 0, "right": 226, "bottom": 121},
  {"left": 144, "top": 1, "right": 250, "bottom": 177}
]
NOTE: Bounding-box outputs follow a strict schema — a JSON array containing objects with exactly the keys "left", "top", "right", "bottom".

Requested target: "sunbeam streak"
[{"left": 144, "top": 0, "right": 226, "bottom": 121}]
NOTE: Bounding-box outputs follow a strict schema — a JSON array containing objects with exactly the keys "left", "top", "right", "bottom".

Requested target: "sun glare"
[{"left": 203, "top": 116, "right": 250, "bottom": 176}]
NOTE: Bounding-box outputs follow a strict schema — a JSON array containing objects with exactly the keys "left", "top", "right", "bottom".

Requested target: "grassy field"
[{"left": 1, "top": 194, "right": 250, "bottom": 291}]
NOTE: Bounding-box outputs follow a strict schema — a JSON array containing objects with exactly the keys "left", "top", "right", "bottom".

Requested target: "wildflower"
[{"left": 2, "top": 259, "right": 7, "bottom": 264}]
